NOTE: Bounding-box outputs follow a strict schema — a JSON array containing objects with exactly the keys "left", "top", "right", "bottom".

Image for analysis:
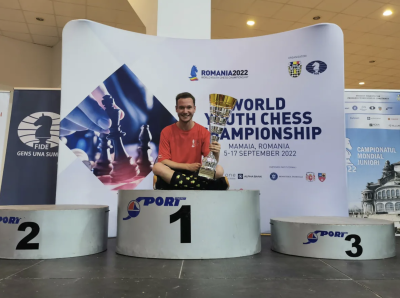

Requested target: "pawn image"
[
  {"left": 102, "top": 95, "right": 138, "bottom": 182},
  {"left": 135, "top": 124, "right": 154, "bottom": 177},
  {"left": 93, "top": 133, "right": 112, "bottom": 176}
]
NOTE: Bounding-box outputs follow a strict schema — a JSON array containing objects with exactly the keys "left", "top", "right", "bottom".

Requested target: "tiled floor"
[{"left": 0, "top": 236, "right": 398, "bottom": 298}]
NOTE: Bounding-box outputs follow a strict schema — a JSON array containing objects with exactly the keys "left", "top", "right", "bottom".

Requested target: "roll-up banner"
[
  {"left": 0, "top": 89, "right": 60, "bottom": 205},
  {"left": 0, "top": 91, "right": 11, "bottom": 179},
  {"left": 345, "top": 89, "right": 400, "bottom": 234},
  {"left": 57, "top": 20, "right": 347, "bottom": 236}
]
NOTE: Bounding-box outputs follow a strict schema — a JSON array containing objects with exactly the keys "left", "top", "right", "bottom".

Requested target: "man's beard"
[{"left": 179, "top": 114, "right": 192, "bottom": 123}]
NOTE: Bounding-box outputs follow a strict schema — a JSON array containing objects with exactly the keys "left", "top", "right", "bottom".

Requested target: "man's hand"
[
  {"left": 209, "top": 142, "right": 221, "bottom": 154},
  {"left": 186, "top": 163, "right": 201, "bottom": 172}
]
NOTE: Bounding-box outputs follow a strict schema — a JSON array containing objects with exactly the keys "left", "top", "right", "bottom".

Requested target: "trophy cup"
[{"left": 198, "top": 94, "right": 237, "bottom": 180}]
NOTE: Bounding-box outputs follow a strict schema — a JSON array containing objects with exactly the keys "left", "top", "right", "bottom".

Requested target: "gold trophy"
[{"left": 198, "top": 94, "right": 237, "bottom": 180}]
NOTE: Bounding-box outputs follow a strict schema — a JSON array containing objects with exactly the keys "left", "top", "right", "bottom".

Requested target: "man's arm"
[{"left": 161, "top": 160, "right": 201, "bottom": 172}]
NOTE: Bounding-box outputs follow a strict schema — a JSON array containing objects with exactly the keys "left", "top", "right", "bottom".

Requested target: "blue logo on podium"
[{"left": 123, "top": 197, "right": 187, "bottom": 220}]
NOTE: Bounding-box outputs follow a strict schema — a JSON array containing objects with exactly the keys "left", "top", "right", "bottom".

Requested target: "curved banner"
[{"left": 57, "top": 20, "right": 347, "bottom": 236}]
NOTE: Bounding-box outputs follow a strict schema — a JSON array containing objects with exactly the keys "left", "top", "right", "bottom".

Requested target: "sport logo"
[
  {"left": 270, "top": 172, "right": 278, "bottom": 181},
  {"left": 288, "top": 61, "right": 302, "bottom": 78},
  {"left": 303, "top": 230, "right": 348, "bottom": 244},
  {"left": 306, "top": 172, "right": 315, "bottom": 182},
  {"left": 189, "top": 65, "right": 198, "bottom": 81},
  {"left": 18, "top": 112, "right": 60, "bottom": 149},
  {"left": 318, "top": 173, "right": 326, "bottom": 182},
  {"left": 123, "top": 197, "right": 186, "bottom": 220},
  {"left": 306, "top": 60, "right": 327, "bottom": 75}
]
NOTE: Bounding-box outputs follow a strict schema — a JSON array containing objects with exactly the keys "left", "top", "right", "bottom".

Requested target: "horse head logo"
[
  {"left": 34, "top": 113, "right": 53, "bottom": 144},
  {"left": 189, "top": 65, "right": 198, "bottom": 81}
]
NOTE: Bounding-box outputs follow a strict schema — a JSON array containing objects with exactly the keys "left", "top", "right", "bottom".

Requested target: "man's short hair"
[{"left": 176, "top": 92, "right": 195, "bottom": 106}]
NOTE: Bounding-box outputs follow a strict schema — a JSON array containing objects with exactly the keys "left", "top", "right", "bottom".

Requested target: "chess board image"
[{"left": 60, "top": 65, "right": 176, "bottom": 190}]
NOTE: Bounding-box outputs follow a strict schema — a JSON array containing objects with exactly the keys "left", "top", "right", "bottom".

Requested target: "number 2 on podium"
[{"left": 170, "top": 205, "right": 191, "bottom": 243}]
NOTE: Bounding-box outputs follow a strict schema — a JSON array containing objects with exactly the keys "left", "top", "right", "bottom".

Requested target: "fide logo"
[
  {"left": 18, "top": 112, "right": 60, "bottom": 150},
  {"left": 306, "top": 60, "right": 327, "bottom": 75}
]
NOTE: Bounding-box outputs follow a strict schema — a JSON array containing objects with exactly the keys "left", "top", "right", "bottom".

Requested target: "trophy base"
[{"left": 198, "top": 167, "right": 215, "bottom": 180}]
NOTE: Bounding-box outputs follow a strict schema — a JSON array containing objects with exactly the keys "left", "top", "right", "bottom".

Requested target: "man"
[{"left": 152, "top": 92, "right": 228, "bottom": 190}]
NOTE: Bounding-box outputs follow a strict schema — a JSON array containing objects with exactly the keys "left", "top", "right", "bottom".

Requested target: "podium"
[
  {"left": 271, "top": 216, "right": 396, "bottom": 260},
  {"left": 116, "top": 190, "right": 261, "bottom": 259},
  {"left": 0, "top": 205, "right": 109, "bottom": 259}
]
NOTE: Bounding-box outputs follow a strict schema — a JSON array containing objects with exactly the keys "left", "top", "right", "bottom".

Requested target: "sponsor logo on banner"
[
  {"left": 370, "top": 106, "right": 375, "bottom": 110},
  {"left": 288, "top": 61, "right": 302, "bottom": 77},
  {"left": 388, "top": 117, "right": 399, "bottom": 120},
  {"left": 379, "top": 107, "right": 382, "bottom": 111},
  {"left": 386, "top": 107, "right": 393, "bottom": 110},
  {"left": 352, "top": 106, "right": 358, "bottom": 110},
  {"left": 225, "top": 173, "right": 236, "bottom": 180},
  {"left": 123, "top": 197, "right": 187, "bottom": 220},
  {"left": 238, "top": 174, "right": 243, "bottom": 179},
  {"left": 350, "top": 116, "right": 359, "bottom": 120},
  {"left": 270, "top": 172, "right": 278, "bottom": 180},
  {"left": 306, "top": 60, "right": 327, "bottom": 75},
  {"left": 18, "top": 112, "right": 59, "bottom": 150},
  {"left": 193, "top": 66, "right": 249, "bottom": 80},
  {"left": 318, "top": 173, "right": 326, "bottom": 182},
  {"left": 0, "top": 216, "right": 21, "bottom": 224},
  {"left": 303, "top": 230, "right": 348, "bottom": 244},
  {"left": 369, "top": 123, "right": 380, "bottom": 127},
  {"left": 189, "top": 65, "right": 198, "bottom": 81},
  {"left": 306, "top": 172, "right": 315, "bottom": 182}
]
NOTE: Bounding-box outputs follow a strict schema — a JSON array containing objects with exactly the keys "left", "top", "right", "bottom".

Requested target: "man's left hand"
[{"left": 209, "top": 142, "right": 221, "bottom": 154}]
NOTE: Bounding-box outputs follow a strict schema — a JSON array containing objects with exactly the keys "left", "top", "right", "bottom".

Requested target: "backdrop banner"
[
  {"left": 0, "top": 91, "right": 10, "bottom": 176},
  {"left": 0, "top": 90, "right": 60, "bottom": 205},
  {"left": 57, "top": 20, "right": 347, "bottom": 236},
  {"left": 345, "top": 89, "right": 400, "bottom": 233}
]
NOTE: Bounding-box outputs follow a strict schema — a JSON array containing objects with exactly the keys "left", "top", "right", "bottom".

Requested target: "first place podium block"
[
  {"left": 117, "top": 190, "right": 261, "bottom": 259},
  {"left": 0, "top": 205, "right": 109, "bottom": 259}
]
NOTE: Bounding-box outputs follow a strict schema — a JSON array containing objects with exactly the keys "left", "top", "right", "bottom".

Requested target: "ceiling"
[
  {"left": 0, "top": 0, "right": 399, "bottom": 89},
  {"left": 211, "top": 0, "right": 400, "bottom": 89},
  {"left": 0, "top": 0, "right": 145, "bottom": 47}
]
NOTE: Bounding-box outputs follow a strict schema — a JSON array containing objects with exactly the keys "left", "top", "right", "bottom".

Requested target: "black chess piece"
[
  {"left": 136, "top": 124, "right": 154, "bottom": 176},
  {"left": 92, "top": 133, "right": 112, "bottom": 176},
  {"left": 34, "top": 113, "right": 52, "bottom": 145},
  {"left": 102, "top": 95, "right": 138, "bottom": 181}
]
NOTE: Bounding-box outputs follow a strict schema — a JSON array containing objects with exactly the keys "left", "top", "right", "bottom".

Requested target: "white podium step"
[
  {"left": 116, "top": 190, "right": 261, "bottom": 259},
  {"left": 271, "top": 216, "right": 396, "bottom": 260},
  {"left": 0, "top": 205, "right": 109, "bottom": 259}
]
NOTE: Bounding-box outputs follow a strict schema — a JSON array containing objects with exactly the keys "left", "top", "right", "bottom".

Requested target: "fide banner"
[
  {"left": 57, "top": 20, "right": 347, "bottom": 236},
  {"left": 0, "top": 89, "right": 60, "bottom": 205},
  {"left": 345, "top": 89, "right": 400, "bottom": 233},
  {"left": 0, "top": 91, "right": 10, "bottom": 177}
]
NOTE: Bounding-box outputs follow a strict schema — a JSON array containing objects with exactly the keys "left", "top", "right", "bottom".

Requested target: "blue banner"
[{"left": 0, "top": 89, "right": 60, "bottom": 205}]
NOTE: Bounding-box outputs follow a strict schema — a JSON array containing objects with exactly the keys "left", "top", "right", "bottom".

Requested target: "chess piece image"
[
  {"left": 102, "top": 95, "right": 138, "bottom": 182},
  {"left": 136, "top": 125, "right": 154, "bottom": 176},
  {"left": 34, "top": 113, "right": 52, "bottom": 144},
  {"left": 93, "top": 133, "right": 112, "bottom": 176}
]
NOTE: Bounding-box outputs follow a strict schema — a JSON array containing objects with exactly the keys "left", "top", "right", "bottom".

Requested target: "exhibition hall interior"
[{"left": 1, "top": 0, "right": 400, "bottom": 297}]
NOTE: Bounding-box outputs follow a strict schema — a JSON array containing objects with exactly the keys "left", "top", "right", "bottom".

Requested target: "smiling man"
[{"left": 152, "top": 92, "right": 228, "bottom": 190}]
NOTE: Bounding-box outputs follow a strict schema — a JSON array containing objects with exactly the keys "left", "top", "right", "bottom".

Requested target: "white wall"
[
  {"left": 0, "top": 36, "right": 53, "bottom": 88},
  {"left": 51, "top": 41, "right": 62, "bottom": 88}
]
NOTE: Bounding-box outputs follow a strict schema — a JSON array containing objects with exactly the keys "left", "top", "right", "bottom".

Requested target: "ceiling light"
[
  {"left": 313, "top": 16, "right": 321, "bottom": 20},
  {"left": 36, "top": 17, "right": 44, "bottom": 21},
  {"left": 359, "top": 82, "right": 365, "bottom": 85},
  {"left": 247, "top": 20, "right": 255, "bottom": 26},
  {"left": 383, "top": 10, "right": 393, "bottom": 16},
  {"left": 369, "top": 60, "right": 375, "bottom": 63}
]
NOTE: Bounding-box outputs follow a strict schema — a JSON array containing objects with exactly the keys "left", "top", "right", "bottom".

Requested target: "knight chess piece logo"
[
  {"left": 189, "top": 65, "right": 198, "bottom": 81},
  {"left": 306, "top": 60, "right": 327, "bottom": 75},
  {"left": 306, "top": 172, "right": 315, "bottom": 182},
  {"left": 17, "top": 112, "right": 60, "bottom": 149},
  {"left": 288, "top": 61, "right": 302, "bottom": 77},
  {"left": 318, "top": 173, "right": 326, "bottom": 182}
]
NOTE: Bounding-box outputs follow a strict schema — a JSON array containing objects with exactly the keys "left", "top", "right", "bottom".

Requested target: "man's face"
[{"left": 176, "top": 97, "right": 196, "bottom": 123}]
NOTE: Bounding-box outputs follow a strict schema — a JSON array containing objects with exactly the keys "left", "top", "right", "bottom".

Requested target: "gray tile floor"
[{"left": 0, "top": 236, "right": 398, "bottom": 298}]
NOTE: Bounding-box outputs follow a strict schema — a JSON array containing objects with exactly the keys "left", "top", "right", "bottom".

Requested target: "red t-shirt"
[{"left": 158, "top": 122, "right": 210, "bottom": 164}]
